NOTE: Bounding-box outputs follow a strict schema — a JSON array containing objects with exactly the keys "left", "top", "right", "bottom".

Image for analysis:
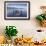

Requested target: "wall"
[{"left": 0, "top": 0, "right": 46, "bottom": 41}]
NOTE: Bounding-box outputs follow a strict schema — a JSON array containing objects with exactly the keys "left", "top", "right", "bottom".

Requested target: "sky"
[{"left": 7, "top": 3, "right": 27, "bottom": 9}]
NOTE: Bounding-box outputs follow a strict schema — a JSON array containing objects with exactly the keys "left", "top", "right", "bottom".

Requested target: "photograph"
[{"left": 4, "top": 1, "right": 30, "bottom": 20}]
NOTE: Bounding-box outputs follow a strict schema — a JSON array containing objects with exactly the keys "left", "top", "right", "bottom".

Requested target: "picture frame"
[{"left": 4, "top": 1, "right": 30, "bottom": 20}]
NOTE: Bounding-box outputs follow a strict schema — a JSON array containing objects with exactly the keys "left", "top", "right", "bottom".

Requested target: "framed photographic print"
[{"left": 4, "top": 1, "right": 30, "bottom": 20}]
